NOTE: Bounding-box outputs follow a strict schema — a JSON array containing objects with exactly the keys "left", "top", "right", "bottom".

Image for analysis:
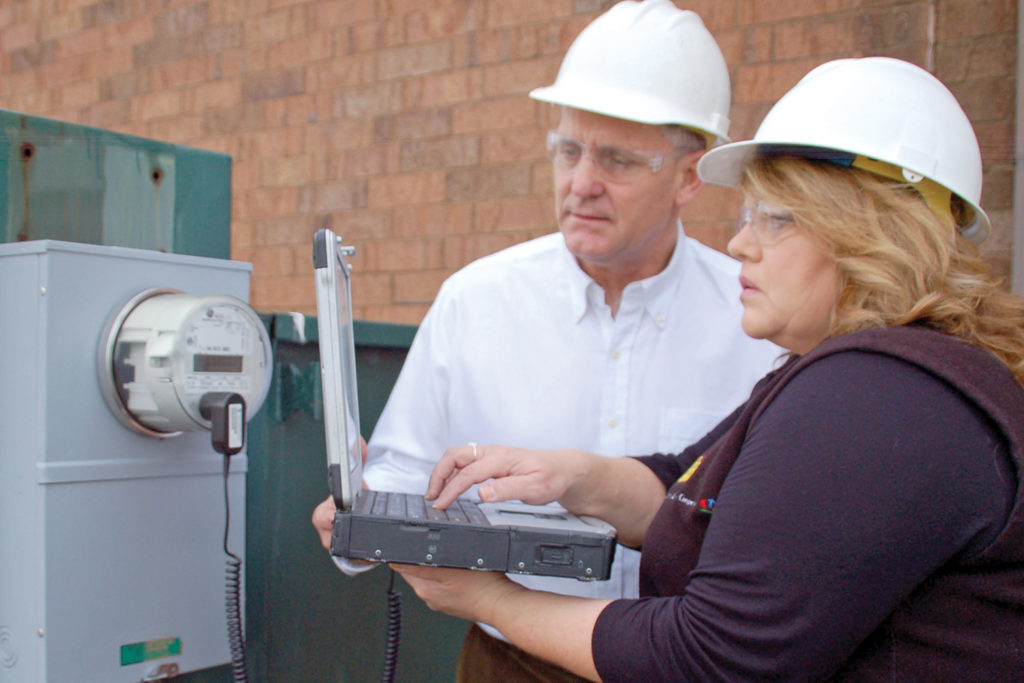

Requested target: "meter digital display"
[
  {"left": 193, "top": 354, "right": 244, "bottom": 373},
  {"left": 98, "top": 289, "right": 272, "bottom": 438}
]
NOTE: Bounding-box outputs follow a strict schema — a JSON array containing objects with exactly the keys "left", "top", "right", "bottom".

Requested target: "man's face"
[{"left": 552, "top": 108, "right": 702, "bottom": 279}]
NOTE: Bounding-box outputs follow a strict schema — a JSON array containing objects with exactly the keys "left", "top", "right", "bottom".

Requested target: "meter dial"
[{"left": 98, "top": 289, "right": 272, "bottom": 438}]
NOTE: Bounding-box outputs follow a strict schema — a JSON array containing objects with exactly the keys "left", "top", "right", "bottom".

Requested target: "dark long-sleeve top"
[{"left": 592, "top": 327, "right": 1024, "bottom": 681}]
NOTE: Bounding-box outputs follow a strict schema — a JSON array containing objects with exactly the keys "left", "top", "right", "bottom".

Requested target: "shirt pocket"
[{"left": 657, "top": 408, "right": 725, "bottom": 453}]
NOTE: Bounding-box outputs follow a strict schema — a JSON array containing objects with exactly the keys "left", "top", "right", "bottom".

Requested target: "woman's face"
[{"left": 727, "top": 198, "right": 840, "bottom": 354}]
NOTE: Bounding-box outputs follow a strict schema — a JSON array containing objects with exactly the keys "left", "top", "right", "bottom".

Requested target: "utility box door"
[{"left": 0, "top": 240, "right": 251, "bottom": 682}]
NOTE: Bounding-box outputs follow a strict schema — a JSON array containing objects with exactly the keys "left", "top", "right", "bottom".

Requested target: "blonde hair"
[{"left": 742, "top": 157, "right": 1024, "bottom": 386}]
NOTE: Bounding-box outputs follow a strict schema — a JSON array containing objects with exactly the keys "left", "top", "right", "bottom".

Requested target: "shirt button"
[
  {"left": 611, "top": 349, "right": 621, "bottom": 359},
  {"left": 656, "top": 315, "right": 665, "bottom": 325},
  {"left": 607, "top": 418, "right": 617, "bottom": 428}
]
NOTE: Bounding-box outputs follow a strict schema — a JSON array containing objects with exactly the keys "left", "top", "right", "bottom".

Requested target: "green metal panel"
[
  {"left": 0, "top": 109, "right": 230, "bottom": 258},
  {"left": 238, "top": 314, "right": 467, "bottom": 682}
]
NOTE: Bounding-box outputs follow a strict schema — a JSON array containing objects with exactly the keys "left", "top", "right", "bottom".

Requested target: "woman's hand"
[
  {"left": 424, "top": 444, "right": 590, "bottom": 510},
  {"left": 391, "top": 564, "right": 523, "bottom": 625}
]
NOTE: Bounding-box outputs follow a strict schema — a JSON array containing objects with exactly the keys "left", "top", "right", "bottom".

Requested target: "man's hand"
[{"left": 311, "top": 495, "right": 336, "bottom": 551}]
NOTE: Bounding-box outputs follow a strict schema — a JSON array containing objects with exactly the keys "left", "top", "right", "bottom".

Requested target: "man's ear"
[{"left": 674, "top": 149, "right": 706, "bottom": 207}]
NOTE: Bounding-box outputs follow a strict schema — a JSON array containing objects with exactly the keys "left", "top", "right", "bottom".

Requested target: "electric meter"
[{"left": 98, "top": 288, "right": 273, "bottom": 440}]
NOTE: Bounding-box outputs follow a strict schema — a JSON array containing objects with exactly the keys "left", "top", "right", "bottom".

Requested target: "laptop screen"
[{"left": 314, "top": 228, "right": 362, "bottom": 511}]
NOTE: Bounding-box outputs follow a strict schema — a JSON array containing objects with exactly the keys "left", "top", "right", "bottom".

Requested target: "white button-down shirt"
[{"left": 359, "top": 224, "right": 783, "bottom": 637}]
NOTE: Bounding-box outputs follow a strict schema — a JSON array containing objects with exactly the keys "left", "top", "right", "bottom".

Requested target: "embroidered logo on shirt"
[
  {"left": 698, "top": 498, "right": 715, "bottom": 514},
  {"left": 677, "top": 455, "right": 704, "bottom": 483}
]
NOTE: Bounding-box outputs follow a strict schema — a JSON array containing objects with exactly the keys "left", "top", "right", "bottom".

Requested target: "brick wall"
[{"left": 1, "top": 0, "right": 1016, "bottom": 323}]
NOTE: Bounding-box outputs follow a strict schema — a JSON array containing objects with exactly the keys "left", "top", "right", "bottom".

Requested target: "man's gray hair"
[{"left": 662, "top": 125, "right": 707, "bottom": 155}]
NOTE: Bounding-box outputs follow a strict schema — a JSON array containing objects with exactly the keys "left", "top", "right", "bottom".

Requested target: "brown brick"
[
  {"left": 480, "top": 128, "right": 544, "bottom": 165},
  {"left": 146, "top": 114, "right": 204, "bottom": 144},
  {"left": 391, "top": 203, "right": 476, "bottom": 237},
  {"left": 774, "top": 15, "right": 857, "bottom": 61},
  {"left": 101, "top": 15, "right": 154, "bottom": 47},
  {"left": 446, "top": 164, "right": 532, "bottom": 202},
  {"left": 2, "top": 21, "right": 39, "bottom": 51},
  {"left": 360, "top": 237, "right": 444, "bottom": 272},
  {"left": 268, "top": 31, "right": 334, "bottom": 70},
  {"left": 154, "top": 3, "right": 210, "bottom": 36},
  {"left": 311, "top": 0, "right": 377, "bottom": 29},
  {"left": 474, "top": 25, "right": 542, "bottom": 64},
  {"left": 681, "top": 0, "right": 740, "bottom": 30},
  {"left": 483, "top": 58, "right": 555, "bottom": 97},
  {"left": 738, "top": 0, "right": 832, "bottom": 24},
  {"left": 150, "top": 56, "right": 209, "bottom": 90},
  {"left": 486, "top": 0, "right": 573, "bottom": 29},
  {"left": 250, "top": 274, "right": 315, "bottom": 312},
  {"left": 400, "top": 136, "right": 480, "bottom": 172},
  {"left": 949, "top": 76, "right": 1014, "bottom": 125},
  {"left": 367, "top": 171, "right": 447, "bottom": 207},
  {"left": 133, "top": 89, "right": 183, "bottom": 120},
  {"left": 732, "top": 59, "right": 823, "bottom": 105},
  {"left": 301, "top": 180, "right": 368, "bottom": 212},
  {"left": 202, "top": 103, "right": 265, "bottom": 136},
  {"left": 442, "top": 233, "right": 526, "bottom": 268},
  {"left": 102, "top": 71, "right": 148, "bottom": 101},
  {"left": 452, "top": 96, "right": 534, "bottom": 134},
  {"left": 350, "top": 271, "right": 393, "bottom": 306},
  {"left": 334, "top": 81, "right": 403, "bottom": 117},
  {"left": 311, "top": 118, "right": 375, "bottom": 152},
  {"left": 260, "top": 154, "right": 314, "bottom": 186},
  {"left": 975, "top": 120, "right": 1014, "bottom": 164},
  {"left": 938, "top": 0, "right": 1016, "bottom": 40},
  {"left": 324, "top": 208, "right": 395, "bottom": 241},
  {"left": 375, "top": 108, "right": 452, "bottom": 142},
  {"left": 475, "top": 196, "right": 554, "bottom": 233},
  {"left": 242, "top": 68, "right": 305, "bottom": 101},
  {"left": 309, "top": 52, "right": 376, "bottom": 89},
  {"left": 402, "top": 68, "right": 484, "bottom": 109},
  {"left": 406, "top": 4, "right": 484, "bottom": 43},
  {"left": 377, "top": 40, "right": 453, "bottom": 79},
  {"left": 358, "top": 303, "right": 430, "bottom": 325},
  {"left": 77, "top": 99, "right": 131, "bottom": 130},
  {"left": 935, "top": 35, "right": 1016, "bottom": 82},
  {"left": 39, "top": 8, "right": 84, "bottom": 40},
  {"left": 854, "top": 4, "right": 931, "bottom": 52},
  {"left": 335, "top": 144, "right": 401, "bottom": 178},
  {"left": 187, "top": 78, "right": 243, "bottom": 112},
  {"left": 393, "top": 269, "right": 449, "bottom": 304},
  {"left": 10, "top": 41, "right": 57, "bottom": 73},
  {"left": 248, "top": 244, "right": 300, "bottom": 277},
  {"left": 235, "top": 185, "right": 301, "bottom": 220}
]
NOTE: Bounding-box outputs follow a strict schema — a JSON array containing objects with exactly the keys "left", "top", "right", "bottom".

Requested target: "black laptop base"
[{"left": 332, "top": 509, "right": 616, "bottom": 581}]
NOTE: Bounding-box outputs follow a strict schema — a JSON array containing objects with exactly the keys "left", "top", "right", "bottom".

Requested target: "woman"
[{"left": 389, "top": 58, "right": 1024, "bottom": 681}]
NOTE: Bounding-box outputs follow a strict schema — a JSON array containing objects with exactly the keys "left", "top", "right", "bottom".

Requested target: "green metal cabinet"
[
  {"left": 240, "top": 315, "right": 468, "bottom": 682},
  {"left": 1, "top": 108, "right": 230, "bottom": 259}
]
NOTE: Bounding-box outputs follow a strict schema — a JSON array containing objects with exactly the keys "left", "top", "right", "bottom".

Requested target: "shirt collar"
[{"left": 563, "top": 222, "right": 688, "bottom": 328}]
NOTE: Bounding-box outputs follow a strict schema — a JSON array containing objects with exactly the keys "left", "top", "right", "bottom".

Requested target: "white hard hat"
[
  {"left": 530, "top": 0, "right": 731, "bottom": 144},
  {"left": 698, "top": 57, "right": 990, "bottom": 242}
]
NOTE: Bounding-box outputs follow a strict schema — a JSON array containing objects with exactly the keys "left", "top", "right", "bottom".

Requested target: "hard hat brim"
[{"left": 697, "top": 141, "right": 991, "bottom": 244}]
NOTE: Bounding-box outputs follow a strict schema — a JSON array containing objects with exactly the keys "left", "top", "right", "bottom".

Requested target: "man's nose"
[{"left": 569, "top": 154, "right": 604, "bottom": 196}]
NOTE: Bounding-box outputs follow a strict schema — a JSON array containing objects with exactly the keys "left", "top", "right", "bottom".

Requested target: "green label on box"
[{"left": 120, "top": 637, "right": 182, "bottom": 665}]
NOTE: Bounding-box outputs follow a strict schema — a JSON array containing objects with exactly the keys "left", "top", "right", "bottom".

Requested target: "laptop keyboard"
[{"left": 358, "top": 490, "right": 490, "bottom": 526}]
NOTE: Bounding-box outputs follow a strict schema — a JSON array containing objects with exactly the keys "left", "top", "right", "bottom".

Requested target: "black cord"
[
  {"left": 223, "top": 454, "right": 249, "bottom": 683},
  {"left": 380, "top": 568, "right": 402, "bottom": 683}
]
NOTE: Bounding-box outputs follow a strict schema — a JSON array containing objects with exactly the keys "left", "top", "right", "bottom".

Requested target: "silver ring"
[{"left": 468, "top": 442, "right": 478, "bottom": 459}]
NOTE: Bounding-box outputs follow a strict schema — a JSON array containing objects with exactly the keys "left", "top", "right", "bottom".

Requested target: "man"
[{"left": 313, "top": 1, "right": 781, "bottom": 680}]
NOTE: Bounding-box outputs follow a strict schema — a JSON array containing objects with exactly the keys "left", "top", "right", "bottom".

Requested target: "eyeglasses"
[
  {"left": 736, "top": 202, "right": 797, "bottom": 245},
  {"left": 546, "top": 131, "right": 679, "bottom": 181}
]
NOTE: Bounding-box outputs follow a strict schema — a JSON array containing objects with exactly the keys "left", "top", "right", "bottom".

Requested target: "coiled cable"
[
  {"left": 380, "top": 568, "right": 402, "bottom": 683},
  {"left": 223, "top": 454, "right": 249, "bottom": 683}
]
